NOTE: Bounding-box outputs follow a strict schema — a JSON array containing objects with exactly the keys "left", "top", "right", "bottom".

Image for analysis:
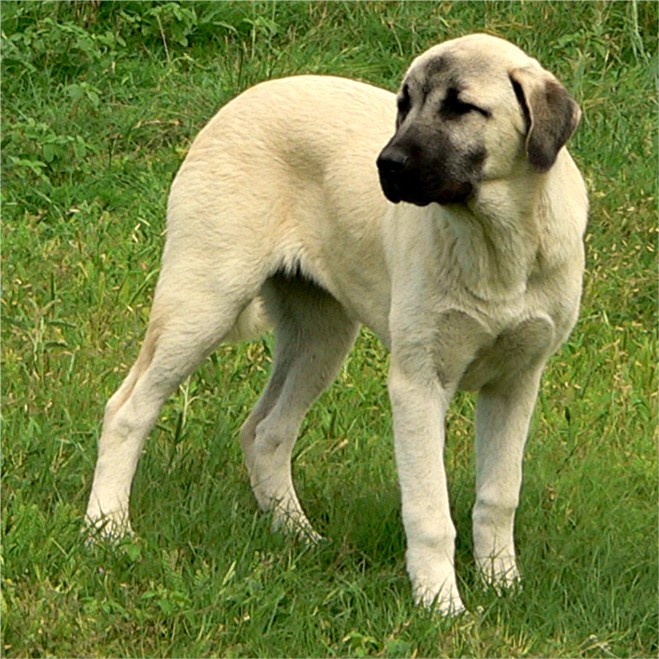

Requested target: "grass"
[{"left": 2, "top": 1, "right": 657, "bottom": 656}]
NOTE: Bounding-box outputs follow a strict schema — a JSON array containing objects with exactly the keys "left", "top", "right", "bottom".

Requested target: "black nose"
[{"left": 376, "top": 148, "right": 409, "bottom": 175}]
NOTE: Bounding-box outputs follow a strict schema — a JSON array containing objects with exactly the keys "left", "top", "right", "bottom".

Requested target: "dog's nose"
[{"left": 376, "top": 149, "right": 409, "bottom": 175}]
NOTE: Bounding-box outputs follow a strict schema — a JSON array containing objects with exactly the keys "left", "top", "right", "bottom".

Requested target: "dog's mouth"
[
  {"left": 378, "top": 173, "right": 474, "bottom": 207},
  {"left": 376, "top": 147, "right": 476, "bottom": 207}
]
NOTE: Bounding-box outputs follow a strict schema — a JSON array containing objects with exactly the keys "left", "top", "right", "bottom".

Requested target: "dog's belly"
[{"left": 458, "top": 315, "right": 556, "bottom": 391}]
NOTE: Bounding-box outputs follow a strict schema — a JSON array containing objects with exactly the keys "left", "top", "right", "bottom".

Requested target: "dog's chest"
[
  {"left": 426, "top": 307, "right": 556, "bottom": 391},
  {"left": 456, "top": 314, "right": 556, "bottom": 391}
]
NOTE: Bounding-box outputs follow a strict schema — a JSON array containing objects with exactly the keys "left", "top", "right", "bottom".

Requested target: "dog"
[{"left": 86, "top": 33, "right": 587, "bottom": 614}]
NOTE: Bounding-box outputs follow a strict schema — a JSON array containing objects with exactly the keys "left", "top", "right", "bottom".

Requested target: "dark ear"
[{"left": 509, "top": 66, "right": 581, "bottom": 172}]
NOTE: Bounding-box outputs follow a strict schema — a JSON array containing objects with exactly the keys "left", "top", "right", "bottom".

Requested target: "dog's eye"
[
  {"left": 441, "top": 89, "right": 490, "bottom": 119},
  {"left": 397, "top": 84, "right": 411, "bottom": 119}
]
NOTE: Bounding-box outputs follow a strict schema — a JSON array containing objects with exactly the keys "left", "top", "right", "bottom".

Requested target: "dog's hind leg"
[
  {"left": 240, "top": 273, "right": 359, "bottom": 541},
  {"left": 86, "top": 265, "right": 267, "bottom": 539}
]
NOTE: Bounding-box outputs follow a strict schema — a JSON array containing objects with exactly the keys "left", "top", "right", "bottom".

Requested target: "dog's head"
[{"left": 376, "top": 34, "right": 581, "bottom": 207}]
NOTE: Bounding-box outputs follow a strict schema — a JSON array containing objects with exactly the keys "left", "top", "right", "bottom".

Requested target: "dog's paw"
[
  {"left": 413, "top": 577, "right": 466, "bottom": 617},
  {"left": 271, "top": 509, "right": 324, "bottom": 545},
  {"left": 85, "top": 510, "right": 133, "bottom": 544},
  {"left": 475, "top": 554, "right": 521, "bottom": 594}
]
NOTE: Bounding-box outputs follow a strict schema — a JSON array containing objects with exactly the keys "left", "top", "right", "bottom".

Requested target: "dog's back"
[{"left": 164, "top": 76, "right": 400, "bottom": 340}]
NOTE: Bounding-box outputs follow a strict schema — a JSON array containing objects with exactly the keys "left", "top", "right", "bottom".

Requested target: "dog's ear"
[{"left": 509, "top": 66, "right": 581, "bottom": 172}]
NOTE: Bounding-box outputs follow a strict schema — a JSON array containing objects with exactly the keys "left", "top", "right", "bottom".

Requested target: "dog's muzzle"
[
  {"left": 376, "top": 149, "right": 409, "bottom": 203},
  {"left": 376, "top": 147, "right": 418, "bottom": 204},
  {"left": 376, "top": 146, "right": 474, "bottom": 207}
]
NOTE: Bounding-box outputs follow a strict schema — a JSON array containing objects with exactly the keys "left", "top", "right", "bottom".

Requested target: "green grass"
[{"left": 2, "top": 1, "right": 657, "bottom": 656}]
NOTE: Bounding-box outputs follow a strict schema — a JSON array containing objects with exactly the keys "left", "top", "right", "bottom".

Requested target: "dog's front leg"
[
  {"left": 388, "top": 354, "right": 464, "bottom": 615},
  {"left": 472, "top": 366, "right": 544, "bottom": 589}
]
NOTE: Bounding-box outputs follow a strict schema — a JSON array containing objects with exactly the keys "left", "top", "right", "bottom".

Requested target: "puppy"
[{"left": 86, "top": 34, "right": 587, "bottom": 614}]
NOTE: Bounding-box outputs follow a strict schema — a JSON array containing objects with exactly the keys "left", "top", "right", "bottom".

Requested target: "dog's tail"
[{"left": 223, "top": 296, "right": 273, "bottom": 343}]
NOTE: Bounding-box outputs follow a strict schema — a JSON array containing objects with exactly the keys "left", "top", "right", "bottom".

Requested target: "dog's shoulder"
[{"left": 536, "top": 149, "right": 588, "bottom": 272}]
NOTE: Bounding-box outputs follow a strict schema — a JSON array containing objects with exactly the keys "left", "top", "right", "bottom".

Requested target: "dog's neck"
[{"left": 441, "top": 174, "right": 544, "bottom": 300}]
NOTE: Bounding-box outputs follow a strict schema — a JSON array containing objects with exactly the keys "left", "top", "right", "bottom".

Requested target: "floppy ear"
[{"left": 509, "top": 66, "right": 581, "bottom": 172}]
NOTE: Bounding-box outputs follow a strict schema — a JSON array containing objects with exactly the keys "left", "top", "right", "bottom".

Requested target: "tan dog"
[{"left": 86, "top": 34, "right": 587, "bottom": 614}]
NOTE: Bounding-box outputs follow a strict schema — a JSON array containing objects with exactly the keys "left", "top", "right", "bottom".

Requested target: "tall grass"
[{"left": 2, "top": 1, "right": 656, "bottom": 656}]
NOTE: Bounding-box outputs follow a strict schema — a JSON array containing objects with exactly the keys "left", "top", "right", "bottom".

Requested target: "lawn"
[{"left": 2, "top": 1, "right": 657, "bottom": 656}]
